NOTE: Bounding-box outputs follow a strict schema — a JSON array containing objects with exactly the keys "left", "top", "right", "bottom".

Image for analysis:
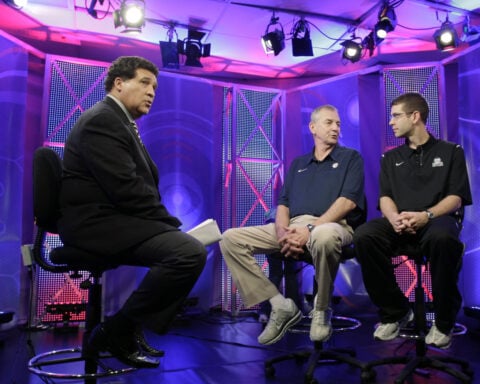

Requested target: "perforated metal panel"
[
  {"left": 221, "top": 86, "right": 284, "bottom": 313},
  {"left": 393, "top": 256, "right": 434, "bottom": 321},
  {"left": 31, "top": 234, "right": 89, "bottom": 324},
  {"left": 44, "top": 58, "right": 107, "bottom": 149},
  {"left": 32, "top": 56, "right": 108, "bottom": 325},
  {"left": 383, "top": 66, "right": 441, "bottom": 149}
]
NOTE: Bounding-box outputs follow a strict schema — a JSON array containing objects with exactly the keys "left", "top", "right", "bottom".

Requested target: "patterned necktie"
[{"left": 131, "top": 122, "right": 143, "bottom": 144}]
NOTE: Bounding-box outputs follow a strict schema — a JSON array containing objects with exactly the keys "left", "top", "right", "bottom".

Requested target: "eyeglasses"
[{"left": 390, "top": 111, "right": 414, "bottom": 120}]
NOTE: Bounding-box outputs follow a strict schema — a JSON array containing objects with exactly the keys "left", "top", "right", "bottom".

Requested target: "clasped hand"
[
  {"left": 277, "top": 226, "right": 309, "bottom": 259},
  {"left": 390, "top": 211, "right": 428, "bottom": 235}
]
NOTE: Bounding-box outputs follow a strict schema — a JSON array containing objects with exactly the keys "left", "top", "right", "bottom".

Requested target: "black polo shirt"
[
  {"left": 278, "top": 145, "right": 365, "bottom": 222},
  {"left": 379, "top": 135, "right": 472, "bottom": 212}
]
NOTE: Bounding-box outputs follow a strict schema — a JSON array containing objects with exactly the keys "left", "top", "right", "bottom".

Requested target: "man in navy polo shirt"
[
  {"left": 353, "top": 92, "right": 472, "bottom": 349},
  {"left": 220, "top": 105, "right": 365, "bottom": 345}
]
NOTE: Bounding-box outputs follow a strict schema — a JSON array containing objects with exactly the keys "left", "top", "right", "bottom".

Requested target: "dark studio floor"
[{"left": 1, "top": 308, "right": 479, "bottom": 384}]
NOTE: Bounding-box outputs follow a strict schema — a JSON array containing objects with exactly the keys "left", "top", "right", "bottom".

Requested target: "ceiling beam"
[
  {"left": 231, "top": 1, "right": 362, "bottom": 27},
  {"left": 408, "top": 0, "right": 480, "bottom": 17}
]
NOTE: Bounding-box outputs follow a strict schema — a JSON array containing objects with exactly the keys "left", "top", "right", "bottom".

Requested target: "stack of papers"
[{"left": 187, "top": 219, "right": 222, "bottom": 246}]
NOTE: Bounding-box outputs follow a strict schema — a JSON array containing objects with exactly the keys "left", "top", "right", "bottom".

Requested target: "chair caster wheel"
[
  {"left": 361, "top": 368, "right": 376, "bottom": 383},
  {"left": 264, "top": 365, "right": 275, "bottom": 378}
]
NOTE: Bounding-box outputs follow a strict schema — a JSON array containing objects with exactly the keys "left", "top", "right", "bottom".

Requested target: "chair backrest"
[
  {"left": 32, "top": 147, "right": 117, "bottom": 274},
  {"left": 33, "top": 147, "right": 63, "bottom": 234}
]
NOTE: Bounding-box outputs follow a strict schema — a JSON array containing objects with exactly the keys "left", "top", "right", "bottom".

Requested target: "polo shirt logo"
[
  {"left": 297, "top": 168, "right": 308, "bottom": 173},
  {"left": 432, "top": 157, "right": 444, "bottom": 167}
]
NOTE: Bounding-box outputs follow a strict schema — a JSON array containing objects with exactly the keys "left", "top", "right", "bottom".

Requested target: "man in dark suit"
[{"left": 58, "top": 56, "right": 207, "bottom": 368}]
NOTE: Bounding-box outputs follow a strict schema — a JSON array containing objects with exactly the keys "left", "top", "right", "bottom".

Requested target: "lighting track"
[{"left": 231, "top": 1, "right": 363, "bottom": 27}]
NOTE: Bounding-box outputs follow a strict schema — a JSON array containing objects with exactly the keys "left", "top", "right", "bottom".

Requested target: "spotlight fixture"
[
  {"left": 374, "top": 4, "right": 397, "bottom": 40},
  {"left": 113, "top": 0, "right": 145, "bottom": 34},
  {"left": 340, "top": 39, "right": 363, "bottom": 63},
  {"left": 160, "top": 25, "right": 180, "bottom": 69},
  {"left": 177, "top": 29, "right": 211, "bottom": 68},
  {"left": 3, "top": 0, "right": 27, "bottom": 8},
  {"left": 291, "top": 17, "right": 313, "bottom": 57},
  {"left": 433, "top": 19, "right": 459, "bottom": 51},
  {"left": 261, "top": 13, "right": 285, "bottom": 56}
]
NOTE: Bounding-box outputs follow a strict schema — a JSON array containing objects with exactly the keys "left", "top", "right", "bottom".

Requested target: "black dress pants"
[
  {"left": 353, "top": 216, "right": 463, "bottom": 333},
  {"left": 116, "top": 230, "right": 207, "bottom": 334}
]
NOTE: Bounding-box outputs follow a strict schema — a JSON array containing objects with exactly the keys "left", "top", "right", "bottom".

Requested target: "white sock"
[{"left": 269, "top": 294, "right": 288, "bottom": 309}]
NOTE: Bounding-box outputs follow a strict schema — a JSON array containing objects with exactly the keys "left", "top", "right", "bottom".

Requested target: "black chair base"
[
  {"left": 28, "top": 347, "right": 136, "bottom": 383},
  {"left": 264, "top": 316, "right": 376, "bottom": 384},
  {"left": 363, "top": 247, "right": 474, "bottom": 384},
  {"left": 364, "top": 346, "right": 474, "bottom": 384},
  {"left": 264, "top": 341, "right": 376, "bottom": 384}
]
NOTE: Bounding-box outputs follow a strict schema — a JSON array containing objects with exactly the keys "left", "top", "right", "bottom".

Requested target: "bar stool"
[
  {"left": 363, "top": 243, "right": 474, "bottom": 384},
  {"left": 28, "top": 147, "right": 138, "bottom": 383},
  {"left": 264, "top": 245, "right": 376, "bottom": 384}
]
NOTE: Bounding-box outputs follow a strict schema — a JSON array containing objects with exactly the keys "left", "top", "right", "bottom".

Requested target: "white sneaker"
[
  {"left": 310, "top": 308, "right": 333, "bottom": 342},
  {"left": 425, "top": 325, "right": 452, "bottom": 349},
  {"left": 257, "top": 298, "right": 302, "bottom": 345},
  {"left": 374, "top": 309, "right": 414, "bottom": 341}
]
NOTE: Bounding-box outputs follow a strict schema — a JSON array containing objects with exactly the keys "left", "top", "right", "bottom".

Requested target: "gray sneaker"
[
  {"left": 373, "top": 309, "right": 414, "bottom": 341},
  {"left": 257, "top": 298, "right": 302, "bottom": 345},
  {"left": 425, "top": 325, "right": 452, "bottom": 349},
  {"left": 310, "top": 308, "right": 333, "bottom": 342}
]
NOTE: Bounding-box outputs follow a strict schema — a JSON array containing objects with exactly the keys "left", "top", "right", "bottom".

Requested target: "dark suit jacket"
[{"left": 58, "top": 96, "right": 181, "bottom": 256}]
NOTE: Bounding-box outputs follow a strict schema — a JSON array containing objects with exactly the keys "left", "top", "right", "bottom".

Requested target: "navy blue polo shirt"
[
  {"left": 278, "top": 145, "right": 365, "bottom": 220},
  {"left": 379, "top": 135, "right": 472, "bottom": 212}
]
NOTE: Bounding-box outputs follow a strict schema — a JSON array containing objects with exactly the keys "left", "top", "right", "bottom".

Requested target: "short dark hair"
[
  {"left": 104, "top": 56, "right": 159, "bottom": 92},
  {"left": 391, "top": 92, "right": 429, "bottom": 124}
]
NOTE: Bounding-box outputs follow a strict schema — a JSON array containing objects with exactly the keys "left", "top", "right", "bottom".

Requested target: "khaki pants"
[{"left": 219, "top": 215, "right": 353, "bottom": 310}]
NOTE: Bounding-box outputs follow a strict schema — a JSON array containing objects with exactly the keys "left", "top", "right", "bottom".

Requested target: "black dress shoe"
[
  {"left": 88, "top": 324, "right": 160, "bottom": 369},
  {"left": 135, "top": 330, "right": 165, "bottom": 357}
]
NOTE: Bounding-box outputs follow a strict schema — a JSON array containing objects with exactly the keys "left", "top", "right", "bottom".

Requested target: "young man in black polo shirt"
[{"left": 353, "top": 92, "right": 472, "bottom": 349}]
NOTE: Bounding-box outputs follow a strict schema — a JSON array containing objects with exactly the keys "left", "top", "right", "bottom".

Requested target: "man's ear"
[{"left": 113, "top": 77, "right": 123, "bottom": 91}]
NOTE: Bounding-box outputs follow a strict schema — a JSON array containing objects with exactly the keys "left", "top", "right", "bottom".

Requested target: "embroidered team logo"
[{"left": 432, "top": 157, "right": 444, "bottom": 167}]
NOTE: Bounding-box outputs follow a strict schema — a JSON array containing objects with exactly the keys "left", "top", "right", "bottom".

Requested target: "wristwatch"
[
  {"left": 306, "top": 224, "right": 316, "bottom": 232},
  {"left": 425, "top": 210, "right": 434, "bottom": 220}
]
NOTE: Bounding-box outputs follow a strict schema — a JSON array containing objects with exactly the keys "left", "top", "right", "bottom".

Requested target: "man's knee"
[
  {"left": 219, "top": 227, "right": 242, "bottom": 253},
  {"left": 193, "top": 241, "right": 208, "bottom": 268},
  {"left": 352, "top": 222, "right": 371, "bottom": 244}
]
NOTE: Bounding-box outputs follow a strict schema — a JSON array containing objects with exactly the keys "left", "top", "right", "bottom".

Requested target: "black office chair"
[
  {"left": 264, "top": 245, "right": 376, "bottom": 384},
  {"left": 27, "top": 147, "right": 136, "bottom": 383},
  {"left": 363, "top": 242, "right": 474, "bottom": 384}
]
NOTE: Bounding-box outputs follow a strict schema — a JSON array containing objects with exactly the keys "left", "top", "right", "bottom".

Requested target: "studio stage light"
[
  {"left": 374, "top": 5, "right": 396, "bottom": 40},
  {"left": 113, "top": 0, "right": 145, "bottom": 34},
  {"left": 177, "top": 29, "right": 211, "bottom": 67},
  {"left": 340, "top": 39, "right": 363, "bottom": 63},
  {"left": 434, "top": 20, "right": 459, "bottom": 51},
  {"left": 291, "top": 18, "right": 313, "bottom": 57},
  {"left": 261, "top": 13, "right": 285, "bottom": 56}
]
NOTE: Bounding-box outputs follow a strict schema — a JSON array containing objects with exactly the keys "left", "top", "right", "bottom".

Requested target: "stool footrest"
[{"left": 28, "top": 347, "right": 136, "bottom": 379}]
